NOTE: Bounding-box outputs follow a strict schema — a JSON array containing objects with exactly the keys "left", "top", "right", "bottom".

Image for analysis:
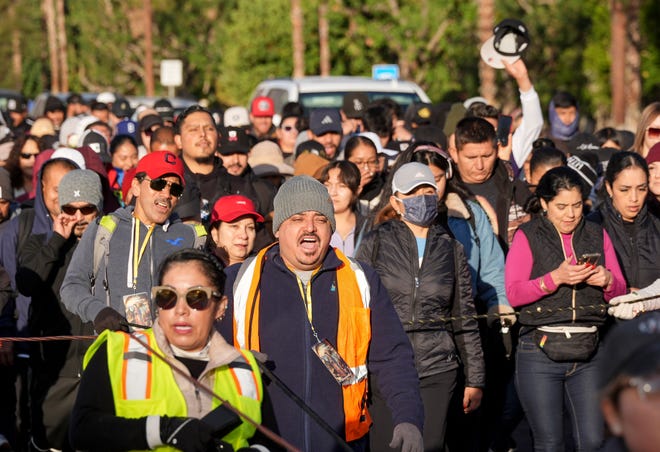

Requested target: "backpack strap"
[
  {"left": 191, "top": 223, "right": 208, "bottom": 249},
  {"left": 92, "top": 214, "right": 119, "bottom": 304}
]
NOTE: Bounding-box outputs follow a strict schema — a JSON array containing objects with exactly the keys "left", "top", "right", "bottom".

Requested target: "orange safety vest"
[{"left": 232, "top": 245, "right": 372, "bottom": 442}]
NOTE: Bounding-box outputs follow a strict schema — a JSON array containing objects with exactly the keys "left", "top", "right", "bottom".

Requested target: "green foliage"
[
  {"left": 212, "top": 0, "right": 293, "bottom": 105},
  {"left": 0, "top": 0, "right": 658, "bottom": 120}
]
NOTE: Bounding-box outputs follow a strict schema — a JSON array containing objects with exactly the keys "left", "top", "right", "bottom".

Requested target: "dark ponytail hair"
[
  {"left": 157, "top": 249, "right": 226, "bottom": 293},
  {"left": 527, "top": 166, "right": 586, "bottom": 214}
]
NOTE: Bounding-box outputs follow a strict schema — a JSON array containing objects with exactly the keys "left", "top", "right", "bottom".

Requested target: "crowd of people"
[{"left": 0, "top": 55, "right": 659, "bottom": 452}]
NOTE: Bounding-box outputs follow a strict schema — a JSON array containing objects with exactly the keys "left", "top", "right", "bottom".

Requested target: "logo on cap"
[
  {"left": 74, "top": 190, "right": 81, "bottom": 198},
  {"left": 321, "top": 115, "right": 334, "bottom": 125},
  {"left": 258, "top": 100, "right": 270, "bottom": 112},
  {"left": 353, "top": 99, "right": 364, "bottom": 111},
  {"left": 417, "top": 107, "right": 431, "bottom": 119},
  {"left": 228, "top": 130, "right": 238, "bottom": 142}
]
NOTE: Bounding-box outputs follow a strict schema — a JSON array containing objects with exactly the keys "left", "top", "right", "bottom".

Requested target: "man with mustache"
[
  {"left": 60, "top": 151, "right": 207, "bottom": 334},
  {"left": 221, "top": 176, "right": 424, "bottom": 452},
  {"left": 16, "top": 169, "right": 102, "bottom": 451}
]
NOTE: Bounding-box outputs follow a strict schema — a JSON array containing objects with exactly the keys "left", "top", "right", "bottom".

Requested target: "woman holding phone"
[
  {"left": 505, "top": 167, "right": 626, "bottom": 451},
  {"left": 588, "top": 151, "right": 660, "bottom": 292}
]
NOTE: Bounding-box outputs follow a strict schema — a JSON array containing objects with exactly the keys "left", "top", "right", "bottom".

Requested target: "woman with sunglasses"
[
  {"left": 357, "top": 162, "right": 484, "bottom": 451},
  {"left": 588, "top": 151, "right": 660, "bottom": 293},
  {"left": 4, "top": 134, "right": 42, "bottom": 203},
  {"left": 207, "top": 195, "right": 263, "bottom": 267},
  {"left": 70, "top": 249, "right": 264, "bottom": 452},
  {"left": 632, "top": 102, "right": 660, "bottom": 158}
]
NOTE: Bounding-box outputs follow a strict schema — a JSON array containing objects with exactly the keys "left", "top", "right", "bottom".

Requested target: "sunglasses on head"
[
  {"left": 646, "top": 127, "right": 660, "bottom": 138},
  {"left": 151, "top": 285, "right": 221, "bottom": 310},
  {"left": 143, "top": 177, "right": 184, "bottom": 197},
  {"left": 62, "top": 204, "right": 97, "bottom": 215},
  {"left": 20, "top": 153, "right": 38, "bottom": 159}
]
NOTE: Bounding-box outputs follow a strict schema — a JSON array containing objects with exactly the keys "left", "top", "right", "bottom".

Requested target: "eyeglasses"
[
  {"left": 281, "top": 125, "right": 297, "bottom": 132},
  {"left": 646, "top": 127, "right": 660, "bottom": 138},
  {"left": 151, "top": 285, "right": 221, "bottom": 310},
  {"left": 142, "top": 177, "right": 184, "bottom": 198},
  {"left": 627, "top": 375, "right": 660, "bottom": 401},
  {"left": 61, "top": 204, "right": 97, "bottom": 215},
  {"left": 20, "top": 153, "right": 39, "bottom": 159}
]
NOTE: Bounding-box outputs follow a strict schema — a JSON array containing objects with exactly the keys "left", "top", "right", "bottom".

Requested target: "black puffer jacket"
[
  {"left": 356, "top": 220, "right": 485, "bottom": 387},
  {"left": 588, "top": 199, "right": 660, "bottom": 289}
]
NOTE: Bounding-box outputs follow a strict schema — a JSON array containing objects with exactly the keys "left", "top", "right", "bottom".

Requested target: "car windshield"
[{"left": 299, "top": 92, "right": 422, "bottom": 112}]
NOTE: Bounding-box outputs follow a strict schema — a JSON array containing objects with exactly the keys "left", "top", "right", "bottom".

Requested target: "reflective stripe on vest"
[
  {"left": 229, "top": 351, "right": 261, "bottom": 401},
  {"left": 83, "top": 329, "right": 263, "bottom": 451},
  {"left": 232, "top": 247, "right": 372, "bottom": 441},
  {"left": 122, "top": 331, "right": 153, "bottom": 400}
]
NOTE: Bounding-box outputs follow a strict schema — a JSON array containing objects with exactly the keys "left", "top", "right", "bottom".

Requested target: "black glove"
[
  {"left": 160, "top": 416, "right": 217, "bottom": 452},
  {"left": 93, "top": 307, "right": 129, "bottom": 333}
]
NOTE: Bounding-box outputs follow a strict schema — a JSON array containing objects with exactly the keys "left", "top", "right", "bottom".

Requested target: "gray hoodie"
[{"left": 60, "top": 206, "right": 205, "bottom": 323}]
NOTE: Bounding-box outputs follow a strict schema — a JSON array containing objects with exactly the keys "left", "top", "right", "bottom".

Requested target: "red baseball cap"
[
  {"left": 250, "top": 96, "right": 275, "bottom": 117},
  {"left": 211, "top": 195, "right": 264, "bottom": 224},
  {"left": 135, "top": 151, "right": 185, "bottom": 185}
]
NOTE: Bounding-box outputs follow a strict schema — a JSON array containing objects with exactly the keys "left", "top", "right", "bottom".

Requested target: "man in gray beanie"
[
  {"left": 56, "top": 169, "right": 103, "bottom": 239},
  {"left": 221, "top": 175, "right": 424, "bottom": 451},
  {"left": 14, "top": 168, "right": 102, "bottom": 451}
]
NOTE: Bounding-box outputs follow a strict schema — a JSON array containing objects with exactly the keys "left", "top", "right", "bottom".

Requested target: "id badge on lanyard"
[{"left": 298, "top": 276, "right": 355, "bottom": 385}]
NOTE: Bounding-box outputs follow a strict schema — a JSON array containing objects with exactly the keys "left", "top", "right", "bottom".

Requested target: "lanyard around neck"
[{"left": 132, "top": 217, "right": 155, "bottom": 289}]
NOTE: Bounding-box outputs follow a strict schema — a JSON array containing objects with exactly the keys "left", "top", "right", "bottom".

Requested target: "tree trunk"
[
  {"left": 56, "top": 0, "right": 68, "bottom": 93},
  {"left": 9, "top": 3, "right": 22, "bottom": 89},
  {"left": 625, "top": 0, "right": 642, "bottom": 129},
  {"left": 144, "top": 0, "right": 155, "bottom": 96},
  {"left": 291, "top": 0, "right": 305, "bottom": 78},
  {"left": 319, "top": 2, "right": 330, "bottom": 76},
  {"left": 610, "top": 0, "right": 626, "bottom": 126},
  {"left": 43, "top": 0, "right": 60, "bottom": 92},
  {"left": 478, "top": 0, "right": 496, "bottom": 104}
]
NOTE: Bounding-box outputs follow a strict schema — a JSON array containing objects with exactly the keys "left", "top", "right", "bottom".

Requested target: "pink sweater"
[{"left": 505, "top": 229, "right": 627, "bottom": 307}]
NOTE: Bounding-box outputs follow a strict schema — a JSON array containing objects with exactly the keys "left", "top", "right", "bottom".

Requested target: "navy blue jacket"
[{"left": 221, "top": 245, "right": 423, "bottom": 452}]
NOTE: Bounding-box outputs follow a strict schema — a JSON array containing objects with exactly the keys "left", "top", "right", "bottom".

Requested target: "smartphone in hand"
[
  {"left": 578, "top": 253, "right": 601, "bottom": 268},
  {"left": 497, "top": 115, "right": 513, "bottom": 147}
]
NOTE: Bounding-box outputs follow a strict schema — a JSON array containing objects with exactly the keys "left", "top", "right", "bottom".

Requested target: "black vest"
[
  {"left": 589, "top": 200, "right": 660, "bottom": 289},
  {"left": 517, "top": 217, "right": 607, "bottom": 326}
]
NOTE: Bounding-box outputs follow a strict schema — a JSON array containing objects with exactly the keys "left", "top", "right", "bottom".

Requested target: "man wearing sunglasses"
[
  {"left": 15, "top": 169, "right": 102, "bottom": 451},
  {"left": 61, "top": 151, "right": 207, "bottom": 335}
]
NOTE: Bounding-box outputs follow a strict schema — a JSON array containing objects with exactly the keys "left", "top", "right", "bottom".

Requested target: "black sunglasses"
[
  {"left": 151, "top": 286, "right": 221, "bottom": 310},
  {"left": 20, "top": 153, "right": 38, "bottom": 159},
  {"left": 62, "top": 204, "right": 97, "bottom": 215},
  {"left": 143, "top": 177, "right": 184, "bottom": 198}
]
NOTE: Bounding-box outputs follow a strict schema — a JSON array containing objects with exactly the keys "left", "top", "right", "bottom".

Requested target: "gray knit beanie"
[
  {"left": 273, "top": 175, "right": 336, "bottom": 233},
  {"left": 58, "top": 169, "right": 103, "bottom": 212}
]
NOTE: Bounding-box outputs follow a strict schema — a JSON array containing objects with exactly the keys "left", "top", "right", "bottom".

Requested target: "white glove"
[{"left": 608, "top": 278, "right": 660, "bottom": 319}]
